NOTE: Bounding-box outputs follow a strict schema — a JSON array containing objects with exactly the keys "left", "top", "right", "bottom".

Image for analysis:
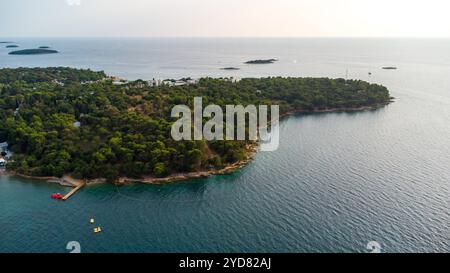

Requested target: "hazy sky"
[{"left": 1, "top": 0, "right": 450, "bottom": 37}]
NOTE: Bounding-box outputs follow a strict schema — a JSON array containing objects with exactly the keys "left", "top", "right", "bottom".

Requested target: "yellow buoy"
[{"left": 94, "top": 227, "right": 102, "bottom": 233}]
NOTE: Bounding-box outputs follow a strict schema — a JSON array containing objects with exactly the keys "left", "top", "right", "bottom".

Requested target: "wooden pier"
[{"left": 61, "top": 176, "right": 86, "bottom": 201}]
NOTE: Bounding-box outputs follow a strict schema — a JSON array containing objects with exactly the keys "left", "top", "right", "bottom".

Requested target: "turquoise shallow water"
[{"left": 0, "top": 38, "right": 449, "bottom": 253}]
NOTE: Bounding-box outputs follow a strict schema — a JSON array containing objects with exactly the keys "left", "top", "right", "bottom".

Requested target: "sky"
[{"left": 1, "top": 0, "right": 450, "bottom": 38}]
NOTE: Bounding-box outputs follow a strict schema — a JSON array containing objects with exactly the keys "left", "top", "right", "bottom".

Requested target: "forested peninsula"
[{"left": 0, "top": 67, "right": 390, "bottom": 183}]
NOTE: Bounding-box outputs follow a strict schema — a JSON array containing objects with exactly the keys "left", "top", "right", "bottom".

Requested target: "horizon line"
[{"left": 2, "top": 36, "right": 450, "bottom": 39}]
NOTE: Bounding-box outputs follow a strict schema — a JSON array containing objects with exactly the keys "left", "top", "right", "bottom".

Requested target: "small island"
[
  {"left": 221, "top": 67, "right": 240, "bottom": 70},
  {"left": 0, "top": 67, "right": 391, "bottom": 184},
  {"left": 9, "top": 49, "right": 59, "bottom": 55},
  {"left": 245, "top": 59, "right": 278, "bottom": 64},
  {"left": 6, "top": 45, "right": 19, "bottom": 48}
]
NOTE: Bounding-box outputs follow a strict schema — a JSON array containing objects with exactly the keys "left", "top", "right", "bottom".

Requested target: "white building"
[
  {"left": 186, "top": 79, "right": 199, "bottom": 85},
  {"left": 0, "top": 142, "right": 7, "bottom": 152},
  {"left": 0, "top": 142, "right": 12, "bottom": 160},
  {"left": 174, "top": 80, "right": 187, "bottom": 86},
  {"left": 148, "top": 79, "right": 164, "bottom": 87},
  {"left": 162, "top": 80, "right": 175, "bottom": 86},
  {"left": 148, "top": 78, "right": 198, "bottom": 87}
]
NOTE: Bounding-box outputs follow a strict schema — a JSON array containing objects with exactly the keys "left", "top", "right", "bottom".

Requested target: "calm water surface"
[{"left": 0, "top": 38, "right": 449, "bottom": 252}]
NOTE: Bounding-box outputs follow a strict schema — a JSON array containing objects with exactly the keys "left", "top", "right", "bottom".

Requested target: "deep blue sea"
[{"left": 0, "top": 38, "right": 449, "bottom": 253}]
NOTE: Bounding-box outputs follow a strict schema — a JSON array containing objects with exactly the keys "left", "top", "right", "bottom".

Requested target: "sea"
[{"left": 0, "top": 38, "right": 449, "bottom": 253}]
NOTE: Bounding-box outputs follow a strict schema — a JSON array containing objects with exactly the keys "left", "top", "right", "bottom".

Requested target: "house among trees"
[
  {"left": 0, "top": 142, "right": 11, "bottom": 161},
  {"left": 0, "top": 142, "right": 8, "bottom": 152},
  {"left": 0, "top": 143, "right": 7, "bottom": 167}
]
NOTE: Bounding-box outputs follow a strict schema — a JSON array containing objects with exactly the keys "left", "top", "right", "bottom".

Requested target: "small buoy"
[{"left": 90, "top": 218, "right": 95, "bottom": 224}]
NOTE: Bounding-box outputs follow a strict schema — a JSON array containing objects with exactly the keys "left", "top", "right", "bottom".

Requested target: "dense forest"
[
  {"left": 0, "top": 67, "right": 105, "bottom": 84},
  {"left": 0, "top": 67, "right": 390, "bottom": 181}
]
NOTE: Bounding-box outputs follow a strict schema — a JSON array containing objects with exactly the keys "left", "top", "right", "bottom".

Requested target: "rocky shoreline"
[
  {"left": 118, "top": 143, "right": 258, "bottom": 185},
  {"left": 1, "top": 142, "right": 258, "bottom": 186}
]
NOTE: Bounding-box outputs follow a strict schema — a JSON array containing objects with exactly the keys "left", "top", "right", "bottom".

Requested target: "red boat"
[{"left": 51, "top": 193, "right": 63, "bottom": 200}]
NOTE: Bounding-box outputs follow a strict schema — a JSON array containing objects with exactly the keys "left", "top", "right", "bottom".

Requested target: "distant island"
[
  {"left": 221, "top": 67, "right": 240, "bottom": 70},
  {"left": 0, "top": 67, "right": 391, "bottom": 184},
  {"left": 245, "top": 59, "right": 278, "bottom": 64},
  {"left": 382, "top": 67, "right": 397, "bottom": 70},
  {"left": 6, "top": 45, "right": 19, "bottom": 48},
  {"left": 9, "top": 49, "right": 59, "bottom": 55},
  {"left": 0, "top": 41, "right": 14, "bottom": 44},
  {"left": 39, "top": 46, "right": 51, "bottom": 49}
]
